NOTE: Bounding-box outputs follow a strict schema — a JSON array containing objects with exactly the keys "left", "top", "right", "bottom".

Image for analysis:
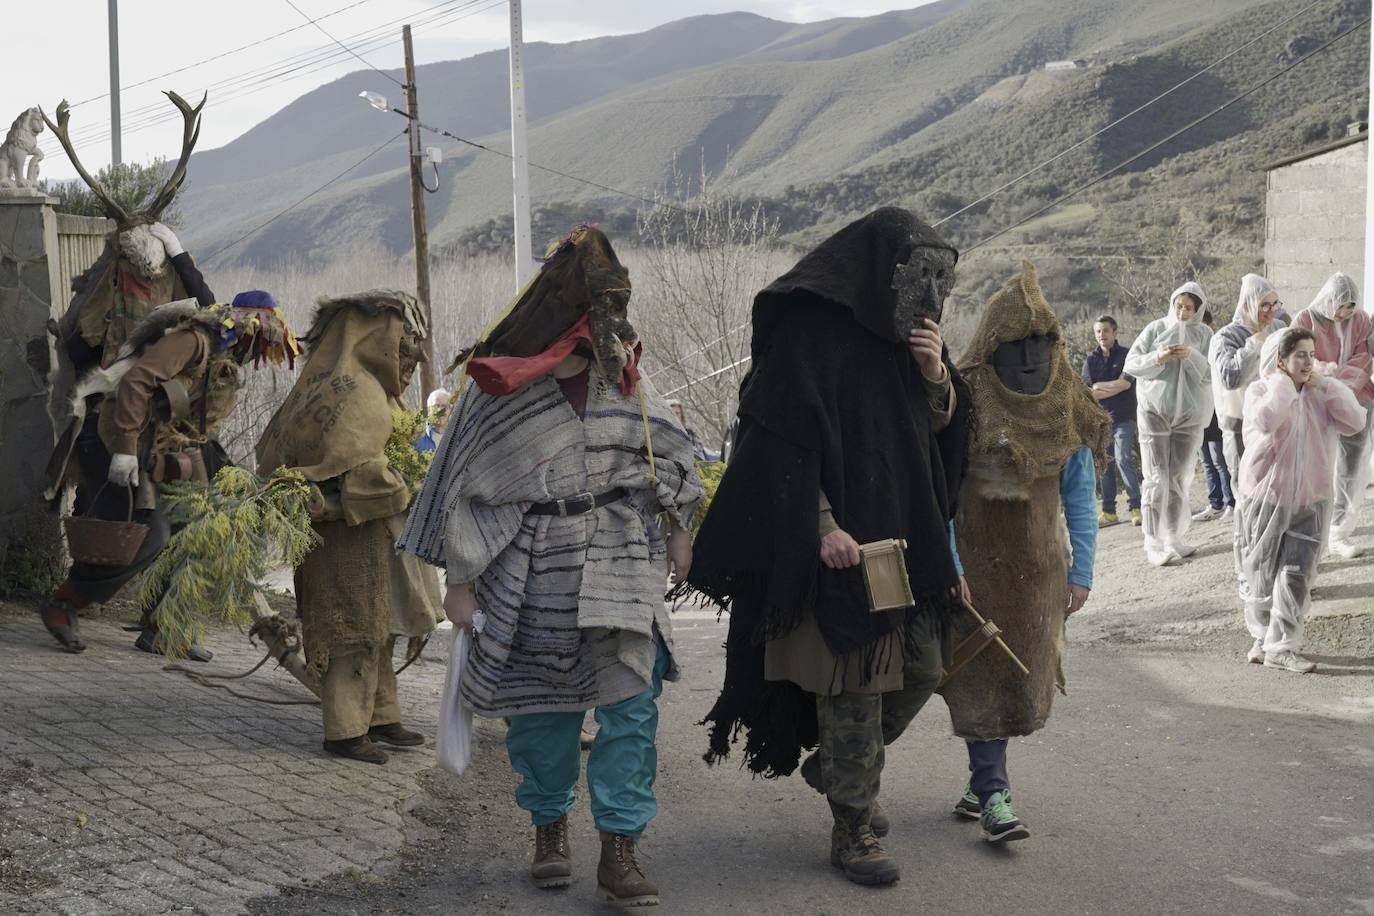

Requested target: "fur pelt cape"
[
  {"left": 684, "top": 207, "right": 972, "bottom": 777},
  {"left": 940, "top": 262, "right": 1110, "bottom": 740}
]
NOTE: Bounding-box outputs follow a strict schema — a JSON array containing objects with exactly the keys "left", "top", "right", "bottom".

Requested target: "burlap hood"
[
  {"left": 958, "top": 261, "right": 1111, "bottom": 489},
  {"left": 256, "top": 291, "right": 423, "bottom": 523}
]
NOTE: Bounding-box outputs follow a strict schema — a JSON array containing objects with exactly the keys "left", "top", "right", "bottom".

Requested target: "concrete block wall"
[{"left": 1265, "top": 140, "right": 1367, "bottom": 306}]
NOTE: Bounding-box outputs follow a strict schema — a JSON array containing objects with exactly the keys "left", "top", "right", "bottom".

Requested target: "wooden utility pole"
[
  {"left": 508, "top": 0, "right": 535, "bottom": 289},
  {"left": 403, "top": 24, "right": 437, "bottom": 399},
  {"left": 108, "top": 0, "right": 121, "bottom": 165}
]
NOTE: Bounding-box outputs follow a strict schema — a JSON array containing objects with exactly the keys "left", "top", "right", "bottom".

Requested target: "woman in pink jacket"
[
  {"left": 1292, "top": 273, "right": 1374, "bottom": 558},
  {"left": 1234, "top": 327, "right": 1366, "bottom": 673}
]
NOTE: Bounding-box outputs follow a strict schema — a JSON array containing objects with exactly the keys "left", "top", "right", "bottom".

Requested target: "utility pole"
[
  {"left": 509, "top": 0, "right": 535, "bottom": 290},
  {"left": 1365, "top": 21, "right": 1374, "bottom": 315},
  {"left": 108, "top": 0, "right": 121, "bottom": 165},
  {"left": 403, "top": 24, "right": 436, "bottom": 399}
]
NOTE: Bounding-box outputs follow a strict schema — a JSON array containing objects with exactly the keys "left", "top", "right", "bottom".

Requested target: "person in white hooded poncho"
[
  {"left": 1124, "top": 283, "right": 1213, "bottom": 566},
  {"left": 1208, "top": 274, "right": 1283, "bottom": 486},
  {"left": 1292, "top": 273, "right": 1374, "bottom": 559},
  {"left": 1233, "top": 327, "right": 1365, "bottom": 673}
]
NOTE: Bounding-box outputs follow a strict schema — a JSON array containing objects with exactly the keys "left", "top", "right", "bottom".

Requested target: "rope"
[
  {"left": 163, "top": 651, "right": 321, "bottom": 706},
  {"left": 636, "top": 380, "right": 658, "bottom": 484}
]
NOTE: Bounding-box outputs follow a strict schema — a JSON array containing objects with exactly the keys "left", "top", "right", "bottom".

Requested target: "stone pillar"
[{"left": 0, "top": 191, "right": 64, "bottom": 593}]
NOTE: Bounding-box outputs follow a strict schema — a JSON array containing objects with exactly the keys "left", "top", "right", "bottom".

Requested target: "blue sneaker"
[
  {"left": 980, "top": 790, "right": 1030, "bottom": 844},
  {"left": 953, "top": 783, "right": 981, "bottom": 820}
]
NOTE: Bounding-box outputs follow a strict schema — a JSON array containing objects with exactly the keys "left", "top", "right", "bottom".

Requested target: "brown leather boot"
[
  {"left": 531, "top": 815, "right": 573, "bottom": 889},
  {"left": 368, "top": 723, "right": 425, "bottom": 747},
  {"left": 322, "top": 736, "right": 388, "bottom": 765},
  {"left": 830, "top": 822, "right": 900, "bottom": 886},
  {"left": 39, "top": 582, "right": 89, "bottom": 654},
  {"left": 597, "top": 831, "right": 659, "bottom": 907}
]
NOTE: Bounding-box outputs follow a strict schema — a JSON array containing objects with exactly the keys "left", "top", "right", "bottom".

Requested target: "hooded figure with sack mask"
[
  {"left": 256, "top": 290, "right": 442, "bottom": 767},
  {"left": 1125, "top": 282, "right": 1214, "bottom": 566},
  {"left": 685, "top": 207, "right": 973, "bottom": 887},
  {"left": 1209, "top": 274, "right": 1285, "bottom": 486},
  {"left": 1292, "top": 272, "right": 1374, "bottom": 559},
  {"left": 1233, "top": 326, "right": 1365, "bottom": 673},
  {"left": 940, "top": 261, "right": 1109, "bottom": 844},
  {"left": 397, "top": 226, "right": 703, "bottom": 907}
]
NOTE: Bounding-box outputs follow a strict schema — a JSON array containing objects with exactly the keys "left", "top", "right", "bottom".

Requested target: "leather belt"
[{"left": 528, "top": 488, "right": 628, "bottom": 517}]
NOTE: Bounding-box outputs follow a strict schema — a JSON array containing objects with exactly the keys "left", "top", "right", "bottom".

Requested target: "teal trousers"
[{"left": 505, "top": 641, "right": 670, "bottom": 837}]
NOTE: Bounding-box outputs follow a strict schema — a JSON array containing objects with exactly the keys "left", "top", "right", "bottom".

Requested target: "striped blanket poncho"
[{"left": 397, "top": 370, "right": 703, "bottom": 717}]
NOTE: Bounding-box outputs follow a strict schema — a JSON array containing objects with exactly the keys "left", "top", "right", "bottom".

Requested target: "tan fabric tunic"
[{"left": 764, "top": 370, "right": 956, "bottom": 695}]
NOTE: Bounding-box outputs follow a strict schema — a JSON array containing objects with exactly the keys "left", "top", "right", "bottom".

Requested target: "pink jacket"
[
  {"left": 1239, "top": 374, "right": 1367, "bottom": 508},
  {"left": 1292, "top": 309, "right": 1374, "bottom": 405}
]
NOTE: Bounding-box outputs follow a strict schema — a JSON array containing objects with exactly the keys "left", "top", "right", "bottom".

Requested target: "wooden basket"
[{"left": 64, "top": 486, "right": 149, "bottom": 567}]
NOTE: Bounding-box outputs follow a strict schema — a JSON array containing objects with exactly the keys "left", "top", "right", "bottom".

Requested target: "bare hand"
[
  {"left": 820, "top": 529, "right": 862, "bottom": 570},
  {"left": 444, "top": 583, "right": 477, "bottom": 632},
  {"left": 950, "top": 575, "right": 972, "bottom": 606},
  {"left": 667, "top": 526, "right": 693, "bottom": 585},
  {"left": 907, "top": 319, "right": 946, "bottom": 381},
  {"left": 1067, "top": 583, "right": 1090, "bottom": 616}
]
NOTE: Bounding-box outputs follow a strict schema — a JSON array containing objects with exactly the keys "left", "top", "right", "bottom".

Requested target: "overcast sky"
[{"left": 9, "top": 0, "right": 928, "bottom": 181}]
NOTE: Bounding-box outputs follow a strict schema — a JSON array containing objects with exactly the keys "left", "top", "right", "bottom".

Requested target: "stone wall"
[
  {"left": 1264, "top": 139, "right": 1367, "bottom": 306},
  {"left": 0, "top": 195, "right": 63, "bottom": 591}
]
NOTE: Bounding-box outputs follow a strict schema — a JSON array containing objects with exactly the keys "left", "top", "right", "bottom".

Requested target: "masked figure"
[
  {"left": 398, "top": 226, "right": 702, "bottom": 907},
  {"left": 686, "top": 208, "right": 971, "bottom": 886},
  {"left": 1234, "top": 328, "right": 1365, "bottom": 673},
  {"left": 1124, "top": 283, "right": 1214, "bottom": 566},
  {"left": 940, "top": 261, "right": 1109, "bottom": 843},
  {"left": 38, "top": 294, "right": 298, "bottom": 654},
  {"left": 1291, "top": 273, "right": 1374, "bottom": 558},
  {"left": 256, "top": 291, "right": 440, "bottom": 765},
  {"left": 1208, "top": 274, "right": 1285, "bottom": 487}
]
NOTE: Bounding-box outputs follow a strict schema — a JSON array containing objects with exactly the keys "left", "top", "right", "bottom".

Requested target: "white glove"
[
  {"left": 148, "top": 221, "right": 185, "bottom": 258},
  {"left": 108, "top": 453, "right": 140, "bottom": 487}
]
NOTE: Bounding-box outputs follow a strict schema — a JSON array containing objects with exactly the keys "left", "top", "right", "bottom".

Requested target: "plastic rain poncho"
[
  {"left": 1124, "top": 283, "right": 1214, "bottom": 556},
  {"left": 1209, "top": 274, "right": 1278, "bottom": 422},
  {"left": 1292, "top": 273, "right": 1374, "bottom": 541},
  {"left": 1234, "top": 328, "right": 1366, "bottom": 654}
]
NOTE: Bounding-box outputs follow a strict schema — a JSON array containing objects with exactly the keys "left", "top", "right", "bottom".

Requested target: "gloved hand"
[
  {"left": 148, "top": 221, "right": 185, "bottom": 258},
  {"left": 108, "top": 453, "right": 140, "bottom": 487}
]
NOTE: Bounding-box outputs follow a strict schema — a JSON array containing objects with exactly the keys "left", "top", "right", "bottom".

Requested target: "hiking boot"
[
  {"left": 798, "top": 753, "right": 889, "bottom": 836},
  {"left": 531, "top": 815, "right": 573, "bottom": 889},
  {"left": 953, "top": 783, "right": 981, "bottom": 820},
  {"left": 1329, "top": 537, "right": 1363, "bottom": 559},
  {"left": 1098, "top": 511, "right": 1118, "bottom": 527},
  {"left": 1192, "top": 506, "right": 1223, "bottom": 522},
  {"left": 369, "top": 723, "right": 424, "bottom": 747},
  {"left": 1264, "top": 650, "right": 1316, "bottom": 674},
  {"left": 1130, "top": 508, "right": 1143, "bottom": 526},
  {"left": 598, "top": 832, "right": 658, "bottom": 907},
  {"left": 1247, "top": 638, "right": 1265, "bottom": 665},
  {"left": 980, "top": 790, "right": 1030, "bottom": 844},
  {"left": 322, "top": 735, "right": 388, "bottom": 765},
  {"left": 39, "top": 588, "right": 88, "bottom": 654},
  {"left": 829, "top": 823, "right": 900, "bottom": 886}
]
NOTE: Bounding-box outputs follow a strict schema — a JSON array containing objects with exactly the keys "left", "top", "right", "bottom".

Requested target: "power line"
[
  {"left": 203, "top": 128, "right": 407, "bottom": 263},
  {"left": 932, "top": 0, "right": 1327, "bottom": 228},
  {"left": 967, "top": 15, "right": 1371, "bottom": 252},
  {"left": 282, "top": 0, "right": 405, "bottom": 87}
]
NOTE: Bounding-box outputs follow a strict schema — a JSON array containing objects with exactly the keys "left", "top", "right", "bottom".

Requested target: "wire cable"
[
  {"left": 966, "top": 15, "right": 1371, "bottom": 252},
  {"left": 932, "top": 0, "right": 1327, "bottom": 226},
  {"left": 282, "top": 0, "right": 404, "bottom": 87}
]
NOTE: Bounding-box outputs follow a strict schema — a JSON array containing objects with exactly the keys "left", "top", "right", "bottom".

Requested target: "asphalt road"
[{"left": 254, "top": 606, "right": 1374, "bottom": 916}]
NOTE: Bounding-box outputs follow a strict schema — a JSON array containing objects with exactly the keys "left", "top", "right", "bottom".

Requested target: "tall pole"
[
  {"left": 509, "top": 0, "right": 535, "bottom": 290},
  {"left": 108, "top": 0, "right": 121, "bottom": 166},
  {"left": 1364, "top": 19, "right": 1374, "bottom": 316},
  {"left": 403, "top": 24, "right": 436, "bottom": 400}
]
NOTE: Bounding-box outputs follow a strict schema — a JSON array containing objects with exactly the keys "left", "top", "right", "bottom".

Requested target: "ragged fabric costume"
[
  {"left": 398, "top": 227, "right": 702, "bottom": 861},
  {"left": 39, "top": 295, "right": 297, "bottom": 655},
  {"left": 685, "top": 208, "right": 971, "bottom": 881},
  {"left": 256, "top": 291, "right": 441, "bottom": 748},
  {"left": 940, "top": 262, "right": 1108, "bottom": 822}
]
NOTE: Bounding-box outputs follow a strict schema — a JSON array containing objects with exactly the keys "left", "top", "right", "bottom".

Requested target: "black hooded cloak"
[{"left": 685, "top": 207, "right": 972, "bottom": 777}]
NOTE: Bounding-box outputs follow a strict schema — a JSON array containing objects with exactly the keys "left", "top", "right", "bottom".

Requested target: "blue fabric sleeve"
[
  {"left": 1060, "top": 447, "right": 1097, "bottom": 589},
  {"left": 948, "top": 520, "right": 964, "bottom": 577}
]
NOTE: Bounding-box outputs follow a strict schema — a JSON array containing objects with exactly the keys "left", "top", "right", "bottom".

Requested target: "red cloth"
[
  {"left": 556, "top": 367, "right": 590, "bottom": 418},
  {"left": 466, "top": 312, "right": 642, "bottom": 396}
]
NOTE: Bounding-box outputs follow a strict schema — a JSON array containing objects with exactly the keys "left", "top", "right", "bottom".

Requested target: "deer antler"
[
  {"left": 40, "top": 99, "right": 129, "bottom": 223},
  {"left": 146, "top": 91, "right": 206, "bottom": 219}
]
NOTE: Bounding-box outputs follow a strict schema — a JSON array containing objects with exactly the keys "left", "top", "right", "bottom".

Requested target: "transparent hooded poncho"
[
  {"left": 1233, "top": 328, "right": 1367, "bottom": 653},
  {"left": 1293, "top": 272, "right": 1374, "bottom": 540},
  {"left": 1124, "top": 283, "right": 1214, "bottom": 554},
  {"left": 1208, "top": 274, "right": 1279, "bottom": 423}
]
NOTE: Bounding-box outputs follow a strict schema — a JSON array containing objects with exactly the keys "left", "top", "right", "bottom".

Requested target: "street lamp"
[{"left": 359, "top": 90, "right": 389, "bottom": 112}]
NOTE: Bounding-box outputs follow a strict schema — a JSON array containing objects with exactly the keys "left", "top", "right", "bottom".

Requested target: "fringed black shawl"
[{"left": 685, "top": 207, "right": 972, "bottom": 778}]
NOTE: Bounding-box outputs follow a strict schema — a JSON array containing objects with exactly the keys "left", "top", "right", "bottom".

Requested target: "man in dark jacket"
[{"left": 1081, "top": 314, "right": 1140, "bottom": 526}]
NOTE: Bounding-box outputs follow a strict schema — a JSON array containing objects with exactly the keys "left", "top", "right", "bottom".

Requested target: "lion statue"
[{"left": 0, "top": 107, "right": 44, "bottom": 188}]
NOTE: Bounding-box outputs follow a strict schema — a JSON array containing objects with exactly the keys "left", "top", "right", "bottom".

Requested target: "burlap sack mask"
[{"left": 958, "top": 261, "right": 1110, "bottom": 490}]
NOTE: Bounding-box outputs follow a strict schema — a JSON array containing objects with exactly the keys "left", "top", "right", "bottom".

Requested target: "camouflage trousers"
[{"left": 815, "top": 615, "right": 943, "bottom": 830}]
